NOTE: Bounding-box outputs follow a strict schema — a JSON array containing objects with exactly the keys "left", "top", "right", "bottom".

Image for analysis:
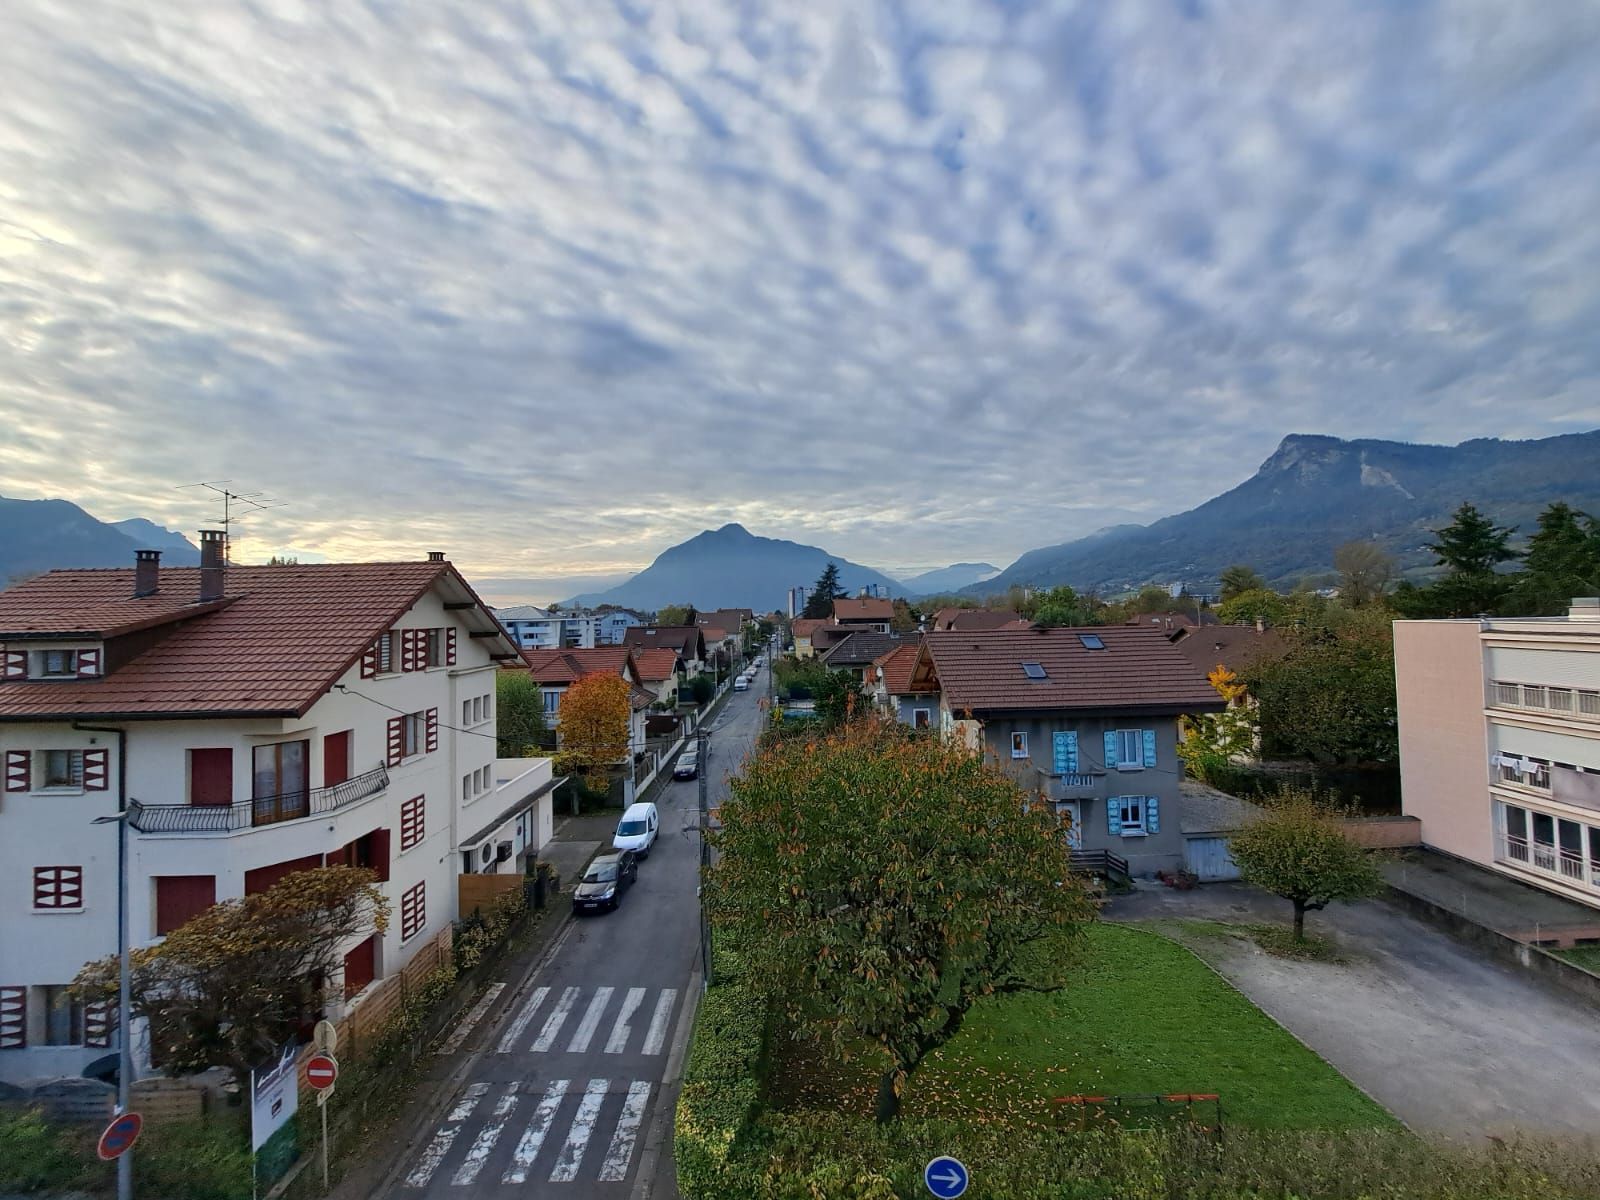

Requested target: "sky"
[{"left": 3, "top": 1, "right": 1599, "bottom": 601}]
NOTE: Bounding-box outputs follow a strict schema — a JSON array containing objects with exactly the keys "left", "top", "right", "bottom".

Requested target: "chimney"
[
  {"left": 1568, "top": 597, "right": 1600, "bottom": 621},
  {"left": 428, "top": 551, "right": 446, "bottom": 563},
  {"left": 198, "top": 529, "right": 226, "bottom": 602},
  {"left": 133, "top": 549, "right": 161, "bottom": 598}
]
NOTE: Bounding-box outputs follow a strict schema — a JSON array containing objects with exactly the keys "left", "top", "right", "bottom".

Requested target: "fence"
[
  {"left": 1341, "top": 815, "right": 1422, "bottom": 849},
  {"left": 458, "top": 871, "right": 525, "bottom": 918}
]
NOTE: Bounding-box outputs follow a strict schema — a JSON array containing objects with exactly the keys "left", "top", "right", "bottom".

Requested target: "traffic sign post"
[
  {"left": 97, "top": 1112, "right": 143, "bottom": 1161},
  {"left": 924, "top": 1155, "right": 969, "bottom": 1199},
  {"left": 305, "top": 1053, "right": 339, "bottom": 1194},
  {"left": 313, "top": 1019, "right": 338, "bottom": 1055}
]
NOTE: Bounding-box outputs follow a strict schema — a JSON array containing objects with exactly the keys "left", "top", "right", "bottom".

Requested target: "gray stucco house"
[{"left": 915, "top": 626, "right": 1225, "bottom": 877}]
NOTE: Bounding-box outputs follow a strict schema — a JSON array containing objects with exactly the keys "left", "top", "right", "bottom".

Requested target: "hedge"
[{"left": 674, "top": 938, "right": 769, "bottom": 1196}]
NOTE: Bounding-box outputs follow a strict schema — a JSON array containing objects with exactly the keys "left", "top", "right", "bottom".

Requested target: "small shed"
[{"left": 1179, "top": 779, "right": 1264, "bottom": 882}]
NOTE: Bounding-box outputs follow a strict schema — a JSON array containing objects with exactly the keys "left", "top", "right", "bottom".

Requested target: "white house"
[
  {"left": 496, "top": 606, "right": 597, "bottom": 651},
  {"left": 0, "top": 537, "right": 553, "bottom": 1083}
]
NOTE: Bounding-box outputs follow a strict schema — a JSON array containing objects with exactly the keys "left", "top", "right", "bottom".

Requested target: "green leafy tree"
[
  {"left": 889, "top": 598, "right": 918, "bottom": 632},
  {"left": 657, "top": 604, "right": 697, "bottom": 626},
  {"left": 813, "top": 668, "right": 868, "bottom": 725},
  {"left": 709, "top": 718, "right": 1093, "bottom": 1122},
  {"left": 1227, "top": 791, "right": 1383, "bottom": 940},
  {"left": 1124, "top": 585, "right": 1178, "bottom": 615},
  {"left": 74, "top": 867, "right": 388, "bottom": 1084},
  {"left": 1506, "top": 502, "right": 1600, "bottom": 616},
  {"left": 1220, "top": 564, "right": 1267, "bottom": 602},
  {"left": 1032, "top": 585, "right": 1103, "bottom": 628},
  {"left": 801, "top": 563, "right": 845, "bottom": 619},
  {"left": 1216, "top": 587, "right": 1288, "bottom": 627},
  {"left": 1332, "top": 541, "right": 1395, "bottom": 608},
  {"left": 496, "top": 670, "right": 549, "bottom": 756}
]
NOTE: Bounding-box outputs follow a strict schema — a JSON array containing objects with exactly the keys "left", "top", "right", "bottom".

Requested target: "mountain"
[
  {"left": 0, "top": 496, "right": 200, "bottom": 585},
  {"left": 570, "top": 523, "right": 902, "bottom": 612},
  {"left": 981, "top": 430, "right": 1600, "bottom": 595},
  {"left": 898, "top": 562, "right": 1001, "bottom": 597}
]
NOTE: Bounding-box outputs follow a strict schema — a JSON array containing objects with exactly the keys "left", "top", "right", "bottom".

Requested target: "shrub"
[
  {"left": 454, "top": 884, "right": 529, "bottom": 973},
  {"left": 0, "top": 1106, "right": 92, "bottom": 1193},
  {"left": 688, "top": 673, "right": 716, "bottom": 704}
]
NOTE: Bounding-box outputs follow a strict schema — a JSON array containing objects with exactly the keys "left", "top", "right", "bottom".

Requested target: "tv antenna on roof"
[{"left": 176, "top": 481, "right": 289, "bottom": 562}]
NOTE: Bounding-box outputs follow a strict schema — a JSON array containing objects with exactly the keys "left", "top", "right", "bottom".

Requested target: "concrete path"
[{"left": 1108, "top": 883, "right": 1600, "bottom": 1138}]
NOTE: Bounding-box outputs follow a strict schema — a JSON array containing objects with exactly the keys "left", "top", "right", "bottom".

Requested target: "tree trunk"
[
  {"left": 1293, "top": 899, "right": 1306, "bottom": 942},
  {"left": 874, "top": 1066, "right": 903, "bottom": 1124}
]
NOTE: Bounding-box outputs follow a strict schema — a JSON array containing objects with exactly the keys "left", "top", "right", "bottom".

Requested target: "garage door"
[{"left": 1185, "top": 836, "right": 1241, "bottom": 882}]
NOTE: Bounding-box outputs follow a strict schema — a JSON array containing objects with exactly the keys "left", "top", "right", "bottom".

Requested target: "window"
[
  {"left": 402, "top": 713, "right": 423, "bottom": 757},
  {"left": 1492, "top": 681, "right": 1521, "bottom": 706},
  {"left": 252, "top": 740, "right": 310, "bottom": 823},
  {"left": 462, "top": 699, "right": 473, "bottom": 726},
  {"left": 335, "top": 828, "right": 391, "bottom": 882},
  {"left": 1497, "top": 753, "right": 1550, "bottom": 791},
  {"left": 40, "top": 649, "right": 78, "bottom": 677},
  {"left": 1117, "top": 796, "right": 1146, "bottom": 835},
  {"left": 426, "top": 628, "right": 444, "bottom": 668},
  {"left": 1115, "top": 729, "right": 1144, "bottom": 770},
  {"left": 376, "top": 631, "right": 396, "bottom": 673},
  {"left": 400, "top": 795, "right": 425, "bottom": 851},
  {"left": 1011, "top": 731, "right": 1029, "bottom": 759},
  {"left": 41, "top": 750, "right": 84, "bottom": 789},
  {"left": 39, "top": 985, "right": 83, "bottom": 1046},
  {"left": 463, "top": 772, "right": 475, "bottom": 802},
  {"left": 400, "top": 881, "right": 426, "bottom": 942},
  {"left": 1581, "top": 690, "right": 1600, "bottom": 717},
  {"left": 912, "top": 708, "right": 931, "bottom": 729},
  {"left": 1078, "top": 634, "right": 1105, "bottom": 650},
  {"left": 1548, "top": 688, "right": 1574, "bottom": 712},
  {"left": 33, "top": 866, "right": 84, "bottom": 911},
  {"left": 1021, "top": 662, "right": 1047, "bottom": 680},
  {"left": 155, "top": 876, "right": 216, "bottom": 936},
  {"left": 543, "top": 690, "right": 562, "bottom": 716}
]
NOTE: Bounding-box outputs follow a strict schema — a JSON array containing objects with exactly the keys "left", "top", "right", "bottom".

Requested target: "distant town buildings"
[{"left": 495, "top": 605, "right": 642, "bottom": 650}]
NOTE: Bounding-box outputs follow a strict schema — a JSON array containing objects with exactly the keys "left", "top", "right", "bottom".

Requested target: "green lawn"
[
  {"left": 1552, "top": 945, "right": 1600, "bottom": 973},
  {"left": 770, "top": 922, "right": 1393, "bottom": 1131}
]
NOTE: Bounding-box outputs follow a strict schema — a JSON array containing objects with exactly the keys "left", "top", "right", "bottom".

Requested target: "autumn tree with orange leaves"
[
  {"left": 708, "top": 716, "right": 1092, "bottom": 1123},
  {"left": 558, "top": 673, "right": 634, "bottom": 788}
]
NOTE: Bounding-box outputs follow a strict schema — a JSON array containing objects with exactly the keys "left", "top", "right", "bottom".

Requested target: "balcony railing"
[
  {"left": 128, "top": 764, "right": 389, "bottom": 833},
  {"left": 1036, "top": 767, "right": 1105, "bottom": 798},
  {"left": 1497, "top": 833, "right": 1595, "bottom": 889}
]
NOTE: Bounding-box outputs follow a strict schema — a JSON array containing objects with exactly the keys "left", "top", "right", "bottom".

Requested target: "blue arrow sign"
[{"left": 924, "top": 1155, "right": 969, "bottom": 1198}]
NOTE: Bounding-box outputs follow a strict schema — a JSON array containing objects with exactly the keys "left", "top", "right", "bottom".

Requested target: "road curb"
[{"left": 630, "top": 968, "right": 702, "bottom": 1200}]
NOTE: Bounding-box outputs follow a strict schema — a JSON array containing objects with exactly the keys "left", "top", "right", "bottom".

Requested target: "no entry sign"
[
  {"left": 306, "top": 1053, "right": 339, "bottom": 1091},
  {"left": 97, "top": 1111, "right": 143, "bottom": 1161}
]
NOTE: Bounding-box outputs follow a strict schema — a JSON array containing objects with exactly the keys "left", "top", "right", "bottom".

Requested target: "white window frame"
[
  {"left": 38, "top": 984, "right": 84, "bottom": 1047},
  {"left": 1011, "top": 731, "right": 1029, "bottom": 759},
  {"left": 39, "top": 649, "right": 78, "bottom": 678},
  {"left": 401, "top": 713, "right": 424, "bottom": 759},
  {"left": 912, "top": 708, "right": 931, "bottom": 730},
  {"left": 1115, "top": 729, "right": 1144, "bottom": 771},
  {"left": 1117, "top": 795, "right": 1147, "bottom": 836},
  {"left": 543, "top": 690, "right": 562, "bottom": 716},
  {"left": 425, "top": 628, "right": 444, "bottom": 668},
  {"left": 39, "top": 749, "right": 85, "bottom": 791}
]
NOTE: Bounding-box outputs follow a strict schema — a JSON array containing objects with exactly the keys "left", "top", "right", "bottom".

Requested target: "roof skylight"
[{"left": 1022, "top": 661, "right": 1047, "bottom": 679}]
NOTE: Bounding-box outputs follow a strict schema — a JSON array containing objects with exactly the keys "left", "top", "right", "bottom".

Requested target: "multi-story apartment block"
[
  {"left": 1396, "top": 598, "right": 1600, "bottom": 911},
  {"left": 495, "top": 607, "right": 643, "bottom": 650},
  {"left": 0, "top": 537, "right": 552, "bottom": 1082}
]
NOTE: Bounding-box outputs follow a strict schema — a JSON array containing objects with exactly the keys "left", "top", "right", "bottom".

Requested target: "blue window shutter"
[
  {"left": 1053, "top": 732, "right": 1079, "bottom": 774},
  {"left": 1142, "top": 729, "right": 1157, "bottom": 768},
  {"left": 1146, "top": 795, "right": 1160, "bottom": 834},
  {"left": 1066, "top": 732, "right": 1078, "bottom": 772},
  {"left": 1104, "top": 730, "right": 1119, "bottom": 769},
  {"left": 1107, "top": 797, "right": 1122, "bottom": 836}
]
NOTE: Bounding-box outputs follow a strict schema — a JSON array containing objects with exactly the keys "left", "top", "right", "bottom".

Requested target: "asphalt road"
[{"left": 390, "top": 660, "right": 768, "bottom": 1199}]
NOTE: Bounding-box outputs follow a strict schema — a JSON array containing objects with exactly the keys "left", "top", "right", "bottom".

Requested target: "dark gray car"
[{"left": 571, "top": 850, "right": 638, "bottom": 914}]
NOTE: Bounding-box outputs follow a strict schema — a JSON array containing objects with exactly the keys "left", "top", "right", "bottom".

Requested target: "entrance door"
[{"left": 1056, "top": 801, "right": 1083, "bottom": 849}]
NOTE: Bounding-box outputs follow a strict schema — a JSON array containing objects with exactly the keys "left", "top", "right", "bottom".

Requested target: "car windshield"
[
  {"left": 584, "top": 863, "right": 619, "bottom": 883},
  {"left": 681, "top": 754, "right": 697, "bottom": 765},
  {"left": 617, "top": 820, "right": 647, "bottom": 835}
]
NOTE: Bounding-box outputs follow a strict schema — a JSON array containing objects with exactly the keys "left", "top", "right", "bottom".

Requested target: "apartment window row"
[
  {"left": 461, "top": 764, "right": 492, "bottom": 802},
  {"left": 4, "top": 748, "right": 111, "bottom": 793},
  {"left": 0, "top": 986, "right": 115, "bottom": 1051},
  {"left": 386, "top": 709, "right": 439, "bottom": 766},
  {"left": 1491, "top": 680, "right": 1600, "bottom": 718},
  {"left": 361, "top": 627, "right": 457, "bottom": 678},
  {"left": 1497, "top": 802, "right": 1600, "bottom": 892},
  {"left": 1493, "top": 752, "right": 1551, "bottom": 792},
  {"left": 1, "top": 646, "right": 103, "bottom": 681},
  {"left": 462, "top": 693, "right": 493, "bottom": 727}
]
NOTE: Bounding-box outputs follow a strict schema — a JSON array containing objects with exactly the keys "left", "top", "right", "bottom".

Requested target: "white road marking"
[
  {"left": 402, "top": 1082, "right": 490, "bottom": 1188},
  {"left": 437, "top": 981, "right": 505, "bottom": 1055},
  {"left": 548, "top": 1078, "right": 608, "bottom": 1182},
  {"left": 501, "top": 1078, "right": 569, "bottom": 1185},
  {"left": 642, "top": 989, "right": 677, "bottom": 1056},
  {"left": 597, "top": 1080, "right": 652, "bottom": 1181},
  {"left": 531, "top": 986, "right": 581, "bottom": 1052},
  {"left": 449, "top": 1083, "right": 518, "bottom": 1186},
  {"left": 604, "top": 987, "right": 647, "bottom": 1053},
  {"left": 567, "top": 986, "right": 614, "bottom": 1053},
  {"left": 496, "top": 985, "right": 549, "bottom": 1054}
]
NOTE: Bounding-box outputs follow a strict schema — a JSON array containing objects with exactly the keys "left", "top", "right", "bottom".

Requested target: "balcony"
[
  {"left": 1497, "top": 833, "right": 1600, "bottom": 891},
  {"left": 127, "top": 765, "right": 390, "bottom": 834},
  {"left": 1036, "top": 766, "right": 1106, "bottom": 800}
]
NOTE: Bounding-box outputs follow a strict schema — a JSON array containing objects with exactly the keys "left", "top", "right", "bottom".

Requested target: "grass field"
[
  {"left": 1552, "top": 945, "right": 1600, "bottom": 973},
  {"left": 768, "top": 922, "right": 1394, "bottom": 1131}
]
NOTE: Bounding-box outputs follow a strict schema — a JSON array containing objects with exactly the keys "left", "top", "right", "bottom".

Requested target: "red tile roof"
[
  {"left": 921, "top": 626, "right": 1224, "bottom": 715},
  {"left": 622, "top": 626, "right": 706, "bottom": 658},
  {"left": 631, "top": 647, "right": 681, "bottom": 683},
  {"left": 790, "top": 618, "right": 829, "bottom": 639},
  {"left": 930, "top": 608, "right": 1026, "bottom": 632},
  {"left": 874, "top": 643, "right": 932, "bottom": 695},
  {"left": 1170, "top": 625, "right": 1288, "bottom": 676},
  {"left": 698, "top": 626, "right": 730, "bottom": 644},
  {"left": 0, "top": 562, "right": 514, "bottom": 720},
  {"left": 833, "top": 596, "right": 894, "bottom": 621},
  {"left": 519, "top": 647, "right": 636, "bottom": 685}
]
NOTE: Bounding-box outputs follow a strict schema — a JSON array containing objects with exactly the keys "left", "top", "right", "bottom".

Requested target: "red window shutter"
[
  {"left": 76, "top": 648, "right": 102, "bottom": 677},
  {"left": 386, "top": 716, "right": 403, "bottom": 767},
  {"left": 425, "top": 708, "right": 439, "bottom": 754},
  {"left": 323, "top": 732, "right": 350, "bottom": 789},
  {"left": 82, "top": 748, "right": 109, "bottom": 792},
  {"left": 83, "top": 997, "right": 116, "bottom": 1048},
  {"left": 4, "top": 750, "right": 29, "bottom": 793},
  {"left": 188, "top": 748, "right": 232, "bottom": 806},
  {"left": 0, "top": 986, "right": 25, "bottom": 1049},
  {"left": 33, "top": 865, "right": 84, "bottom": 910},
  {"left": 371, "top": 828, "right": 392, "bottom": 882},
  {"left": 244, "top": 853, "right": 323, "bottom": 896},
  {"left": 400, "top": 794, "right": 425, "bottom": 850},
  {"left": 2, "top": 649, "right": 25, "bottom": 680},
  {"left": 154, "top": 875, "right": 216, "bottom": 935},
  {"left": 403, "top": 629, "right": 421, "bottom": 673},
  {"left": 360, "top": 637, "right": 380, "bottom": 679},
  {"left": 343, "top": 935, "right": 377, "bottom": 998},
  {"left": 446, "top": 628, "right": 457, "bottom": 666},
  {"left": 401, "top": 881, "right": 426, "bottom": 941}
]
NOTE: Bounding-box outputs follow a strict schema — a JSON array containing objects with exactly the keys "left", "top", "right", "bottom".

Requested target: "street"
[{"left": 381, "top": 659, "right": 768, "bottom": 1199}]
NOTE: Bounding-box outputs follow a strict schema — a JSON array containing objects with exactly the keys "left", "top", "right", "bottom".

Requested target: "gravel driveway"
[{"left": 1107, "top": 883, "right": 1600, "bottom": 1138}]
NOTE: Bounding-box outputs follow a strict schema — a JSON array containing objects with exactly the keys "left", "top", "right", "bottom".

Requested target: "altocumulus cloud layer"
[{"left": 2, "top": 0, "right": 1599, "bottom": 580}]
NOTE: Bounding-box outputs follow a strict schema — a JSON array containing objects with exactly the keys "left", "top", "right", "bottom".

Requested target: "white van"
[{"left": 613, "top": 801, "right": 659, "bottom": 858}]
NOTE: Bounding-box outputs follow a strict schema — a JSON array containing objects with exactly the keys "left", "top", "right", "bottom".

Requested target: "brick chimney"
[
  {"left": 198, "top": 530, "right": 226, "bottom": 602},
  {"left": 133, "top": 549, "right": 161, "bottom": 598},
  {"left": 428, "top": 551, "right": 445, "bottom": 563}
]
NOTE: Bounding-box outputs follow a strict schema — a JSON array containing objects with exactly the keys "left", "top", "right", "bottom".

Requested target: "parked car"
[
  {"left": 733, "top": 676, "right": 749, "bottom": 691},
  {"left": 674, "top": 748, "right": 699, "bottom": 779},
  {"left": 572, "top": 850, "right": 638, "bottom": 914},
  {"left": 613, "top": 801, "right": 659, "bottom": 858}
]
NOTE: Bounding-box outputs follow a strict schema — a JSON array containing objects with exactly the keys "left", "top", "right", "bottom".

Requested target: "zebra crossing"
[{"left": 403, "top": 986, "right": 680, "bottom": 1189}]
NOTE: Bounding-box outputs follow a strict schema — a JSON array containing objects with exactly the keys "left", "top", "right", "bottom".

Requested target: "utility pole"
[
  {"left": 696, "top": 723, "right": 714, "bottom": 988},
  {"left": 86, "top": 726, "right": 133, "bottom": 1200}
]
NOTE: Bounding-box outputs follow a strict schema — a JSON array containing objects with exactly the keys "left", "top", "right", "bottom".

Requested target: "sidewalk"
[{"left": 1383, "top": 847, "right": 1600, "bottom": 945}]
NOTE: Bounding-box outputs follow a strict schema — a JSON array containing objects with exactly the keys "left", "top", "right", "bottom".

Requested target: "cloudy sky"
[{"left": 3, "top": 1, "right": 1599, "bottom": 599}]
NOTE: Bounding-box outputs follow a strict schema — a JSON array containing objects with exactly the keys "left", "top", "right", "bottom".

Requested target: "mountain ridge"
[{"left": 0, "top": 496, "right": 200, "bottom": 584}]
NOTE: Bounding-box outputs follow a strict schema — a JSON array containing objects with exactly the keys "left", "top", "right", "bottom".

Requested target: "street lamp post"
[
  {"left": 696, "top": 724, "right": 713, "bottom": 988},
  {"left": 91, "top": 807, "right": 134, "bottom": 1200}
]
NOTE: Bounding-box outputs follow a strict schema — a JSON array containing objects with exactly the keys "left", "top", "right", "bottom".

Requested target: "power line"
[{"left": 333, "top": 683, "right": 503, "bottom": 742}]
